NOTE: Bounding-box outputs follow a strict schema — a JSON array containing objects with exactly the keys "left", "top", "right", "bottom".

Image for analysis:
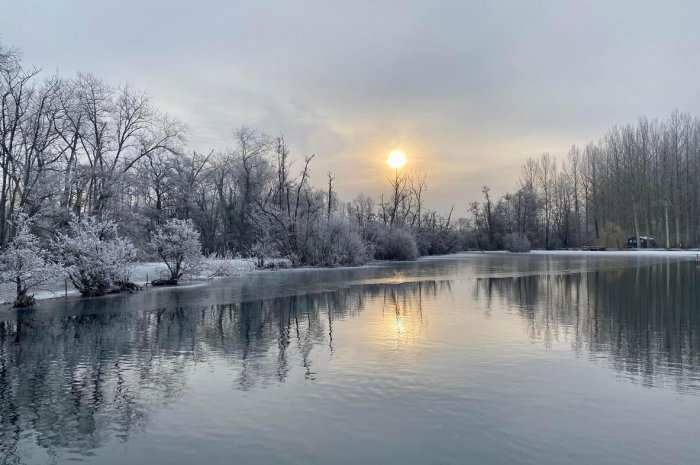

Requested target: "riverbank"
[
  {"left": 4, "top": 249, "right": 698, "bottom": 306},
  {"left": 0, "top": 257, "right": 290, "bottom": 306},
  {"left": 529, "top": 248, "right": 700, "bottom": 257},
  {"left": 460, "top": 248, "right": 700, "bottom": 257}
]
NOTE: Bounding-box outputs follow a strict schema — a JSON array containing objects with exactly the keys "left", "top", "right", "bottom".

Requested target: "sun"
[{"left": 387, "top": 150, "right": 407, "bottom": 169}]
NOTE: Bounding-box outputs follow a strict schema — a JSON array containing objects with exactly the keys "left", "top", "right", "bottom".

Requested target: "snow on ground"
[
  {"left": 529, "top": 249, "right": 700, "bottom": 257},
  {"left": 0, "top": 257, "right": 290, "bottom": 305},
  {"left": 130, "top": 258, "right": 256, "bottom": 284}
]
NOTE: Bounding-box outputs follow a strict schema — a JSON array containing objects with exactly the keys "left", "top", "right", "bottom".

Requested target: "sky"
[{"left": 2, "top": 0, "right": 700, "bottom": 212}]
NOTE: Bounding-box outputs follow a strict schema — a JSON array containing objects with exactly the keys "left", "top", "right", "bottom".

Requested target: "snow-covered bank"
[
  {"left": 130, "top": 258, "right": 256, "bottom": 284},
  {"left": 529, "top": 249, "right": 700, "bottom": 257},
  {"left": 451, "top": 249, "right": 700, "bottom": 258},
  {"left": 0, "top": 258, "right": 289, "bottom": 305}
]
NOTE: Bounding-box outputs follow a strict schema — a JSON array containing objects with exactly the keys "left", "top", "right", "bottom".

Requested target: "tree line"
[{"left": 467, "top": 111, "right": 700, "bottom": 250}]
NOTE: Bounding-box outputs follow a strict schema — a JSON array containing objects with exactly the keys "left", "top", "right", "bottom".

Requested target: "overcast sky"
[{"left": 2, "top": 0, "right": 699, "bottom": 211}]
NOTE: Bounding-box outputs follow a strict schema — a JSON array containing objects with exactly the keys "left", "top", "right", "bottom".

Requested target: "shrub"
[
  {"left": 304, "top": 216, "right": 371, "bottom": 267},
  {"left": 504, "top": 232, "right": 531, "bottom": 252},
  {"left": 151, "top": 218, "right": 204, "bottom": 281},
  {"left": 250, "top": 236, "right": 280, "bottom": 269},
  {"left": 417, "top": 229, "right": 461, "bottom": 256},
  {"left": 597, "top": 222, "right": 626, "bottom": 249},
  {"left": 0, "top": 214, "right": 64, "bottom": 307},
  {"left": 54, "top": 215, "right": 137, "bottom": 296},
  {"left": 372, "top": 227, "right": 419, "bottom": 261}
]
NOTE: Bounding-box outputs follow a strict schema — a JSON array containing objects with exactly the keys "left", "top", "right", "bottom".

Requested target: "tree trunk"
[
  {"left": 633, "top": 204, "right": 640, "bottom": 249},
  {"left": 665, "top": 204, "right": 670, "bottom": 249}
]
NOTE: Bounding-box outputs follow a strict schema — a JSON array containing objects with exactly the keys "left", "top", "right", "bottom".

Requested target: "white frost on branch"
[
  {"left": 150, "top": 218, "right": 204, "bottom": 281},
  {"left": 53, "top": 215, "right": 137, "bottom": 296},
  {"left": 0, "top": 214, "right": 64, "bottom": 306}
]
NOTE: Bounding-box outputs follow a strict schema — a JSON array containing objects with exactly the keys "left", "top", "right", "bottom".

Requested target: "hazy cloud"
[{"left": 3, "top": 0, "right": 699, "bottom": 209}]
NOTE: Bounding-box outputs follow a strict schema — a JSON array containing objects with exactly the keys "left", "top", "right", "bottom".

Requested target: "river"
[{"left": 1, "top": 253, "right": 699, "bottom": 464}]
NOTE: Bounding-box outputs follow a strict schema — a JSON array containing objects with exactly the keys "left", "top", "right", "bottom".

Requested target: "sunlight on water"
[{"left": 1, "top": 254, "right": 699, "bottom": 464}]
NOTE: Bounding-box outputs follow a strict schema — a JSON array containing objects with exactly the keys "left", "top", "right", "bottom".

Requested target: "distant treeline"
[{"left": 466, "top": 111, "right": 700, "bottom": 250}]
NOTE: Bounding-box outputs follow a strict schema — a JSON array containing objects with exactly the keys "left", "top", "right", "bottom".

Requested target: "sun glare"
[{"left": 387, "top": 150, "right": 407, "bottom": 169}]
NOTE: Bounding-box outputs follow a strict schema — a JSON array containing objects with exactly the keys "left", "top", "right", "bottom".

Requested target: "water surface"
[{"left": 1, "top": 253, "right": 699, "bottom": 464}]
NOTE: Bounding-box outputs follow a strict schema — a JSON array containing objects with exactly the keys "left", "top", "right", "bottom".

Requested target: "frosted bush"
[
  {"left": 54, "top": 215, "right": 137, "bottom": 296},
  {"left": 0, "top": 214, "right": 64, "bottom": 306},
  {"left": 150, "top": 218, "right": 204, "bottom": 281},
  {"left": 504, "top": 232, "right": 531, "bottom": 252},
  {"left": 417, "top": 229, "right": 461, "bottom": 255},
  {"left": 305, "top": 216, "right": 370, "bottom": 267},
  {"left": 372, "top": 227, "right": 419, "bottom": 261},
  {"left": 250, "top": 236, "right": 280, "bottom": 269}
]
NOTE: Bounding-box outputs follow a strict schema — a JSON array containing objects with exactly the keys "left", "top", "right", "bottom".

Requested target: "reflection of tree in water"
[
  {"left": 0, "top": 280, "right": 442, "bottom": 463},
  {"left": 474, "top": 260, "right": 700, "bottom": 393},
  {"left": 0, "top": 312, "right": 192, "bottom": 464}
]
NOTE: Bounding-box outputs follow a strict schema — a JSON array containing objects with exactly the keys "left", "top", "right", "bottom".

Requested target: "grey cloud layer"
[{"left": 3, "top": 0, "right": 699, "bottom": 209}]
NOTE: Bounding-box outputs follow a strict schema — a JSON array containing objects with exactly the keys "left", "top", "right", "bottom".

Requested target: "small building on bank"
[{"left": 627, "top": 236, "right": 657, "bottom": 248}]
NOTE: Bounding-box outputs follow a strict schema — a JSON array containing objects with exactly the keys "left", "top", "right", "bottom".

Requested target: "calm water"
[{"left": 1, "top": 253, "right": 699, "bottom": 465}]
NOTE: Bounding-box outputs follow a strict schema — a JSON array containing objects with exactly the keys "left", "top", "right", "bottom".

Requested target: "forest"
[
  {"left": 2, "top": 40, "right": 700, "bottom": 304},
  {"left": 468, "top": 111, "right": 700, "bottom": 251}
]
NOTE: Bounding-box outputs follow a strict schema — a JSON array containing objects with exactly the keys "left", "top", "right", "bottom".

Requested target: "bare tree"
[{"left": 537, "top": 153, "right": 556, "bottom": 249}]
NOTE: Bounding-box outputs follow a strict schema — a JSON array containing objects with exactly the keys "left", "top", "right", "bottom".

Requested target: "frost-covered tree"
[
  {"left": 151, "top": 218, "right": 204, "bottom": 281},
  {"left": 250, "top": 234, "right": 279, "bottom": 269},
  {"left": 504, "top": 232, "right": 531, "bottom": 253},
  {"left": 371, "top": 227, "right": 419, "bottom": 261},
  {"left": 0, "top": 214, "right": 64, "bottom": 306},
  {"left": 306, "top": 216, "right": 370, "bottom": 267},
  {"left": 54, "top": 216, "right": 137, "bottom": 296}
]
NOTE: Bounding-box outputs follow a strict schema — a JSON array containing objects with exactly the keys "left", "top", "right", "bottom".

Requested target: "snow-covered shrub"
[
  {"left": 0, "top": 214, "right": 64, "bottom": 307},
  {"left": 417, "top": 229, "right": 461, "bottom": 256},
  {"left": 203, "top": 257, "right": 239, "bottom": 278},
  {"left": 372, "top": 227, "right": 419, "bottom": 261},
  {"left": 150, "top": 218, "right": 204, "bottom": 281},
  {"left": 306, "top": 216, "right": 370, "bottom": 267},
  {"left": 201, "top": 254, "right": 256, "bottom": 278},
  {"left": 54, "top": 215, "right": 137, "bottom": 296},
  {"left": 504, "top": 232, "right": 531, "bottom": 252},
  {"left": 250, "top": 236, "right": 280, "bottom": 269}
]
